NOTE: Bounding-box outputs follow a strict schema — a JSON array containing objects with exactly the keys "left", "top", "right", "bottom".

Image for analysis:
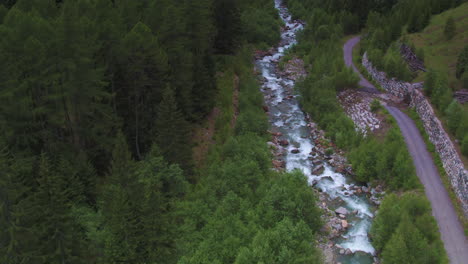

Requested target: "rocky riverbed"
[{"left": 256, "top": 1, "right": 384, "bottom": 263}]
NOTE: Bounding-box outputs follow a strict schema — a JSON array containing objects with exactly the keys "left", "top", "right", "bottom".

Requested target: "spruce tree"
[
  {"left": 214, "top": 0, "right": 243, "bottom": 54},
  {"left": 444, "top": 16, "right": 456, "bottom": 40},
  {"left": 118, "top": 21, "right": 169, "bottom": 158},
  {"left": 100, "top": 133, "right": 141, "bottom": 263},
  {"left": 32, "top": 153, "right": 86, "bottom": 264},
  {"left": 155, "top": 86, "right": 192, "bottom": 173}
]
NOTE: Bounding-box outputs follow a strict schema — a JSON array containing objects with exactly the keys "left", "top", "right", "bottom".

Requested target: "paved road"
[
  {"left": 343, "top": 36, "right": 378, "bottom": 93},
  {"left": 344, "top": 36, "right": 468, "bottom": 264}
]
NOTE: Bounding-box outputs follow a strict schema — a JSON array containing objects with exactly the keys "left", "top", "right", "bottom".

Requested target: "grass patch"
[
  {"left": 406, "top": 2, "right": 468, "bottom": 89},
  {"left": 405, "top": 109, "right": 468, "bottom": 236}
]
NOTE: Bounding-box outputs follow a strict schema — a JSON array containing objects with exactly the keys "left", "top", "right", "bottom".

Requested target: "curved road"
[{"left": 344, "top": 36, "right": 468, "bottom": 264}]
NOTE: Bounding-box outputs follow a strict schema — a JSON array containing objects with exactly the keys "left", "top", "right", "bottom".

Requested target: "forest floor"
[{"left": 344, "top": 36, "right": 468, "bottom": 264}]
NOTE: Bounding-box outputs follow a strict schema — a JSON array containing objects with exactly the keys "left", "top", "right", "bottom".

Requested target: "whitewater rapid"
[{"left": 255, "top": 1, "right": 377, "bottom": 263}]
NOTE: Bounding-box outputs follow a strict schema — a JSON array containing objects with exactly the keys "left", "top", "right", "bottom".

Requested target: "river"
[{"left": 255, "top": 1, "right": 377, "bottom": 263}]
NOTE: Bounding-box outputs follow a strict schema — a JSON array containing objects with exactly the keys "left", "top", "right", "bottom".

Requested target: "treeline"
[
  {"left": 349, "top": 126, "right": 419, "bottom": 190},
  {"left": 425, "top": 69, "right": 468, "bottom": 156},
  {"left": 285, "top": 0, "right": 447, "bottom": 262},
  {"left": 362, "top": 0, "right": 468, "bottom": 156},
  {"left": 0, "top": 0, "right": 328, "bottom": 263},
  {"left": 362, "top": 0, "right": 465, "bottom": 80},
  {"left": 177, "top": 51, "right": 323, "bottom": 263},
  {"left": 371, "top": 193, "right": 448, "bottom": 264}
]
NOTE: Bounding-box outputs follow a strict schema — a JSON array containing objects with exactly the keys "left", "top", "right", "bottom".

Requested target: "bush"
[
  {"left": 462, "top": 135, "right": 468, "bottom": 156},
  {"left": 416, "top": 47, "right": 425, "bottom": 62},
  {"left": 370, "top": 99, "right": 382, "bottom": 112},
  {"left": 456, "top": 45, "right": 468, "bottom": 79},
  {"left": 444, "top": 16, "right": 456, "bottom": 40},
  {"left": 462, "top": 72, "right": 468, "bottom": 89},
  {"left": 371, "top": 193, "right": 448, "bottom": 264}
]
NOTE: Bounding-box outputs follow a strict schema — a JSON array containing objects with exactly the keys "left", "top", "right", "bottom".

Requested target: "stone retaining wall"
[{"left": 363, "top": 52, "right": 468, "bottom": 216}]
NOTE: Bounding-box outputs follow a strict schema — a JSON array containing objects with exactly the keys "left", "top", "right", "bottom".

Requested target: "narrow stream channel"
[{"left": 255, "top": 1, "right": 376, "bottom": 263}]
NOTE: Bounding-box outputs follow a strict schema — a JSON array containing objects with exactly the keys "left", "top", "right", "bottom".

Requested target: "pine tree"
[
  {"left": 100, "top": 133, "right": 141, "bottom": 263},
  {"left": 136, "top": 148, "right": 187, "bottom": 263},
  {"left": 0, "top": 4, "right": 7, "bottom": 22},
  {"left": 155, "top": 86, "right": 192, "bottom": 172},
  {"left": 456, "top": 45, "right": 468, "bottom": 79},
  {"left": 445, "top": 100, "right": 462, "bottom": 133},
  {"left": 118, "top": 21, "right": 169, "bottom": 159},
  {"left": 0, "top": 152, "right": 40, "bottom": 263},
  {"left": 31, "top": 153, "right": 86, "bottom": 264},
  {"left": 444, "top": 16, "right": 456, "bottom": 40},
  {"left": 214, "top": 0, "right": 243, "bottom": 54},
  {"left": 382, "top": 230, "right": 410, "bottom": 264}
]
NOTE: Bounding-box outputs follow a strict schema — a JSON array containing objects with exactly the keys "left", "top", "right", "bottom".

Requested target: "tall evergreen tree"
[
  {"left": 155, "top": 86, "right": 192, "bottom": 173},
  {"left": 214, "top": 0, "right": 243, "bottom": 54},
  {"left": 444, "top": 16, "right": 456, "bottom": 40},
  {"left": 118, "top": 21, "right": 169, "bottom": 158}
]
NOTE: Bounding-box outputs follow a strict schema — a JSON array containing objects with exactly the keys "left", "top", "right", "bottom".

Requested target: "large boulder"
[
  {"left": 312, "top": 164, "right": 324, "bottom": 175},
  {"left": 341, "top": 220, "right": 348, "bottom": 229},
  {"left": 335, "top": 207, "right": 349, "bottom": 216}
]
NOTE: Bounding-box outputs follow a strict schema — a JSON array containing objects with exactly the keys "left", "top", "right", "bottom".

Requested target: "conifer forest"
[{"left": 0, "top": 0, "right": 467, "bottom": 264}]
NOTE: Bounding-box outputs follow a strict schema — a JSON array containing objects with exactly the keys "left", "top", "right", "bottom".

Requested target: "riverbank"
[{"left": 255, "top": 2, "right": 384, "bottom": 263}]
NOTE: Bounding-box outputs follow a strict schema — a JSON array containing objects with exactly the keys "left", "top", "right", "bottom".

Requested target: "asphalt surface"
[
  {"left": 344, "top": 36, "right": 468, "bottom": 264},
  {"left": 343, "top": 36, "right": 378, "bottom": 92}
]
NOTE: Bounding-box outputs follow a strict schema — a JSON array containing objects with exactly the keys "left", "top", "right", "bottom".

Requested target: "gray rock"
[
  {"left": 335, "top": 207, "right": 349, "bottom": 216},
  {"left": 312, "top": 159, "right": 322, "bottom": 166},
  {"left": 312, "top": 164, "right": 324, "bottom": 175}
]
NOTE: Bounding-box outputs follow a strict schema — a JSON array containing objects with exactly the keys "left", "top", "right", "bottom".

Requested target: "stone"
[
  {"left": 312, "top": 159, "right": 322, "bottom": 166},
  {"left": 339, "top": 249, "right": 345, "bottom": 255},
  {"left": 262, "top": 105, "right": 269, "bottom": 112},
  {"left": 345, "top": 248, "right": 352, "bottom": 255},
  {"left": 267, "top": 142, "right": 276, "bottom": 148},
  {"left": 362, "top": 186, "right": 369, "bottom": 193},
  {"left": 341, "top": 220, "right": 348, "bottom": 229},
  {"left": 339, "top": 214, "right": 346, "bottom": 219},
  {"left": 279, "top": 139, "right": 289, "bottom": 146},
  {"left": 312, "top": 164, "right": 324, "bottom": 175},
  {"left": 335, "top": 207, "right": 349, "bottom": 216},
  {"left": 291, "top": 149, "right": 300, "bottom": 154},
  {"left": 272, "top": 160, "right": 286, "bottom": 169},
  {"left": 320, "top": 175, "right": 333, "bottom": 182}
]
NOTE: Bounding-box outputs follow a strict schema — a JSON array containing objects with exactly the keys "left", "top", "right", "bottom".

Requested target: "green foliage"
[
  {"left": 463, "top": 72, "right": 468, "bottom": 88},
  {"left": 456, "top": 45, "right": 468, "bottom": 79},
  {"left": 444, "top": 16, "right": 456, "bottom": 40},
  {"left": 372, "top": 43, "right": 413, "bottom": 81},
  {"left": 154, "top": 87, "right": 192, "bottom": 173},
  {"left": 416, "top": 47, "right": 425, "bottom": 62},
  {"left": 177, "top": 58, "right": 322, "bottom": 263},
  {"left": 101, "top": 135, "right": 188, "bottom": 264},
  {"left": 462, "top": 134, "right": 468, "bottom": 156},
  {"left": 234, "top": 218, "right": 322, "bottom": 264},
  {"left": 445, "top": 100, "right": 463, "bottom": 133},
  {"left": 424, "top": 69, "right": 453, "bottom": 111},
  {"left": 372, "top": 193, "right": 448, "bottom": 264},
  {"left": 0, "top": 0, "right": 284, "bottom": 263},
  {"left": 241, "top": 6, "right": 281, "bottom": 48},
  {"left": 349, "top": 128, "right": 419, "bottom": 189},
  {"left": 370, "top": 99, "right": 382, "bottom": 112}
]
